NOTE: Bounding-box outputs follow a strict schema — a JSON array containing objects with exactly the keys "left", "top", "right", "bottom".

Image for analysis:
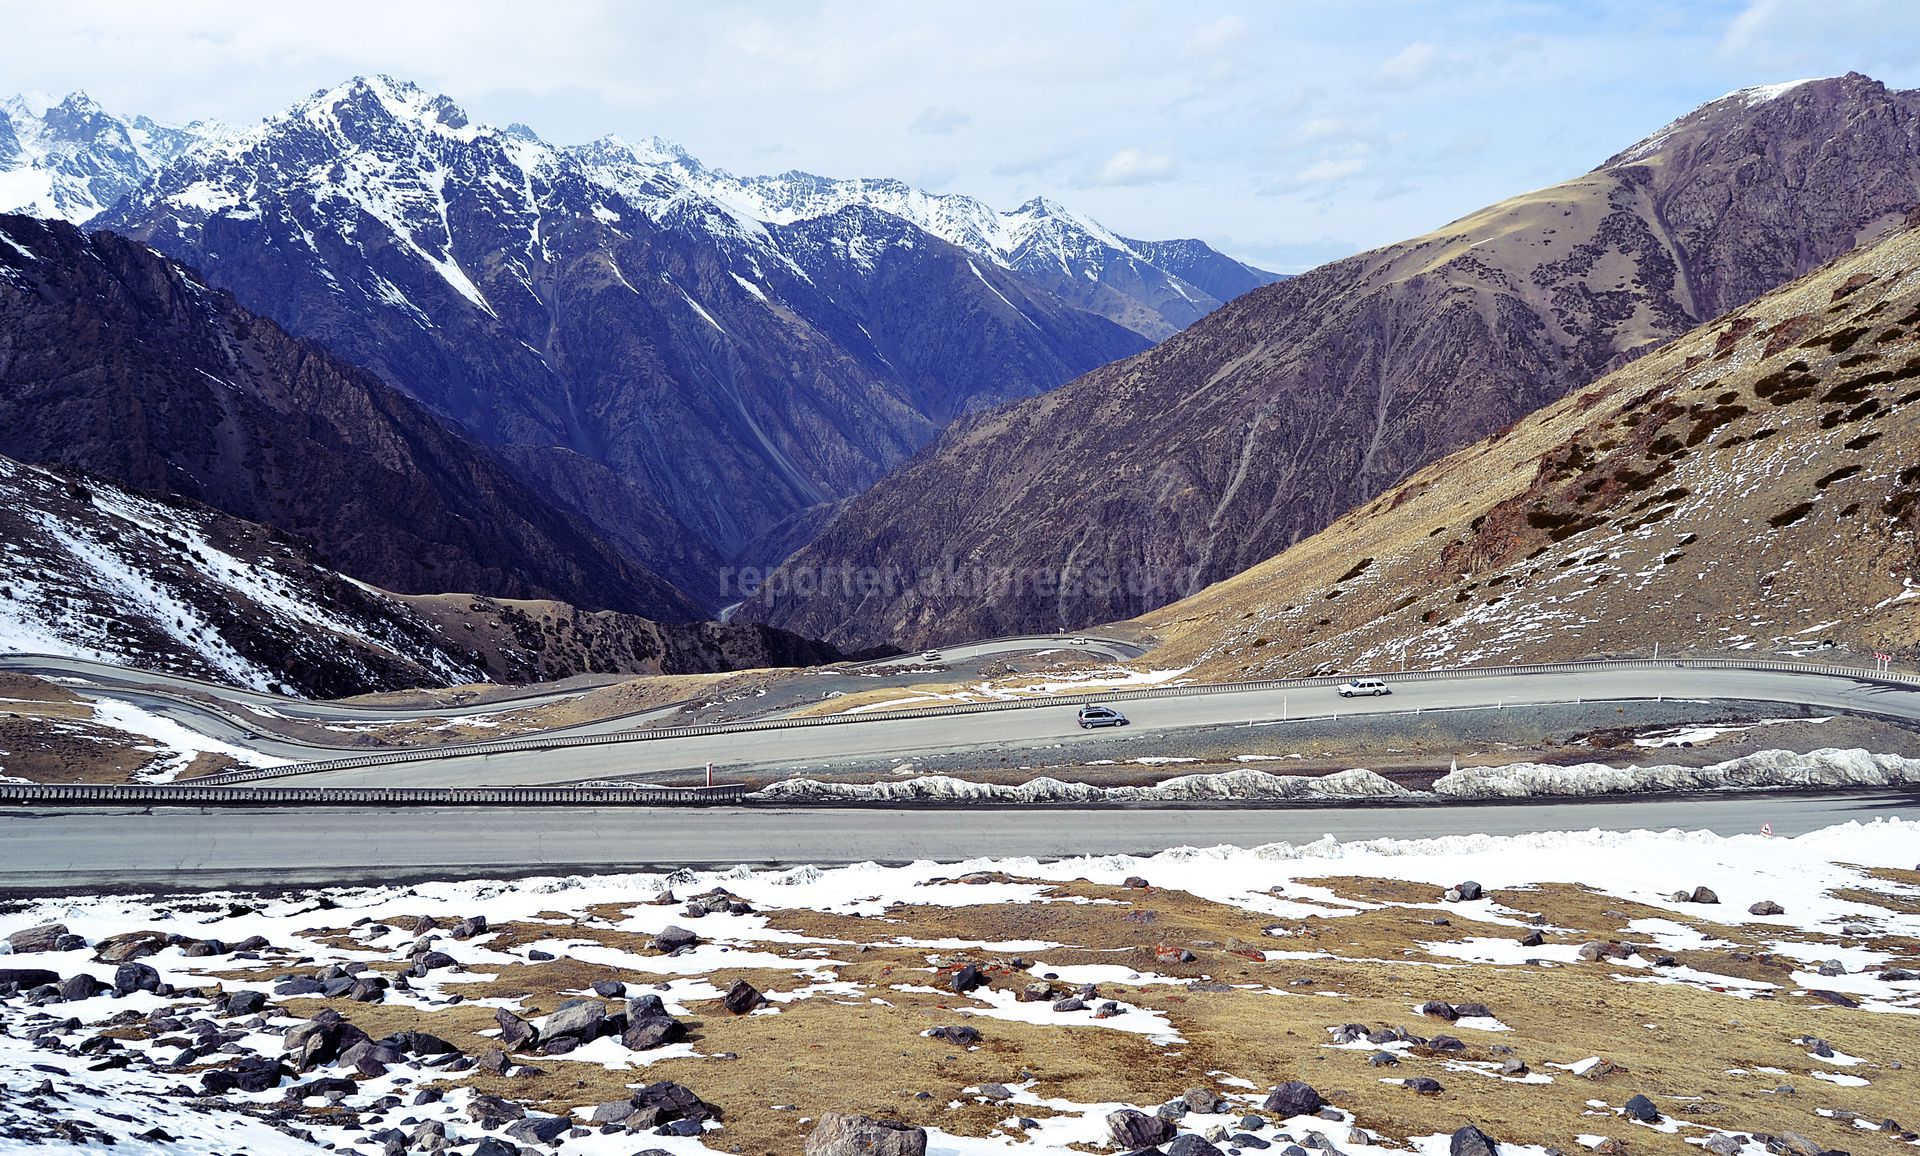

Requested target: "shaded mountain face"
[
  {"left": 89, "top": 77, "right": 1263, "bottom": 593},
  {"left": 0, "top": 214, "right": 697, "bottom": 621},
  {"left": 0, "top": 92, "right": 219, "bottom": 221},
  {"left": 0, "top": 453, "right": 851, "bottom": 697},
  {"left": 742, "top": 73, "right": 1920, "bottom": 651},
  {"left": 1133, "top": 209, "right": 1920, "bottom": 680}
]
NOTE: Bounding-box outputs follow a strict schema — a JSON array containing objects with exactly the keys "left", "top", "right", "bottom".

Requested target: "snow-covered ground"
[{"left": 0, "top": 819, "right": 1914, "bottom": 1153}]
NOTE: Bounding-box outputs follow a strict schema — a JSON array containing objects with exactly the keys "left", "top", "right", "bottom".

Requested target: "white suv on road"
[{"left": 1337, "top": 678, "right": 1391, "bottom": 697}]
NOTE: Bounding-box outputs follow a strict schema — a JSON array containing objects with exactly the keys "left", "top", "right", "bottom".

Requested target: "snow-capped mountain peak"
[{"left": 0, "top": 89, "right": 223, "bottom": 221}]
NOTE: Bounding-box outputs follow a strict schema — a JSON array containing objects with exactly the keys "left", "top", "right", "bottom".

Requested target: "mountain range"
[
  {"left": 743, "top": 73, "right": 1920, "bottom": 650},
  {"left": 0, "top": 77, "right": 1276, "bottom": 613}
]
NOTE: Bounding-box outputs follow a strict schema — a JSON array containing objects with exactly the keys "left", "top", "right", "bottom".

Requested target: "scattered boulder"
[
  {"left": 1623, "top": 1095, "right": 1660, "bottom": 1123},
  {"left": 1263, "top": 1081, "right": 1324, "bottom": 1117},
  {"left": 1167, "top": 1136, "right": 1227, "bottom": 1156},
  {"left": 1369, "top": 1052, "right": 1399, "bottom": 1067},
  {"left": 477, "top": 1047, "right": 511, "bottom": 1076},
  {"left": 1108, "top": 1109, "right": 1176, "bottom": 1149},
  {"left": 495, "top": 1008, "right": 539, "bottom": 1050},
  {"left": 1123, "top": 876, "right": 1150, "bottom": 889},
  {"left": 1419, "top": 1000, "right": 1458, "bottom": 1021},
  {"left": 950, "top": 964, "right": 986, "bottom": 993},
  {"left": 0, "top": 968, "right": 61, "bottom": 990},
  {"left": 1404, "top": 1077, "right": 1444, "bottom": 1094},
  {"left": 651, "top": 926, "right": 698, "bottom": 953},
  {"left": 94, "top": 931, "right": 168, "bottom": 964},
  {"left": 541, "top": 998, "right": 606, "bottom": 1042},
  {"left": 470, "top": 1140, "right": 520, "bottom": 1156},
  {"left": 504, "top": 1115, "right": 570, "bottom": 1145},
  {"left": 1453, "top": 1002, "right": 1492, "bottom": 1019},
  {"left": 592, "top": 979, "right": 627, "bottom": 997},
  {"left": 58, "top": 973, "right": 105, "bottom": 1001},
  {"left": 7, "top": 922, "right": 70, "bottom": 954},
  {"left": 1749, "top": 900, "right": 1785, "bottom": 916},
  {"left": 804, "top": 1112, "right": 928, "bottom": 1156},
  {"left": 623, "top": 1016, "right": 686, "bottom": 1051},
  {"left": 1456, "top": 881, "right": 1484, "bottom": 901},
  {"left": 1184, "top": 1087, "right": 1227, "bottom": 1113},
  {"left": 1519, "top": 930, "right": 1544, "bottom": 948},
  {"left": 721, "top": 979, "right": 765, "bottom": 1015},
  {"left": 1689, "top": 886, "right": 1720, "bottom": 904},
  {"left": 1703, "top": 1135, "right": 1743, "bottom": 1156},
  {"left": 113, "top": 962, "right": 162, "bottom": 996},
  {"left": 1451, "top": 1125, "right": 1501, "bottom": 1156},
  {"left": 928, "top": 1025, "right": 982, "bottom": 1045},
  {"left": 449, "top": 915, "right": 488, "bottom": 940},
  {"left": 628, "top": 993, "right": 667, "bottom": 1019}
]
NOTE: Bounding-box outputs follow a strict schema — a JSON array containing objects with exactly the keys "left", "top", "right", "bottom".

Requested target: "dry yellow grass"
[{"left": 166, "top": 872, "right": 1916, "bottom": 1156}]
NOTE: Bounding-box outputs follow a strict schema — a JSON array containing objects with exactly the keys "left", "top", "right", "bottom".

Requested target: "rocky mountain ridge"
[
  {"left": 1132, "top": 207, "right": 1920, "bottom": 679},
  {"left": 744, "top": 73, "right": 1920, "bottom": 650}
]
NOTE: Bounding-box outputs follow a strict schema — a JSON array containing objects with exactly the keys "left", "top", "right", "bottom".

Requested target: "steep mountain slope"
[
  {"left": 0, "top": 92, "right": 219, "bottom": 221},
  {"left": 1133, "top": 209, "right": 1920, "bottom": 679},
  {"left": 745, "top": 73, "right": 1920, "bottom": 650},
  {"left": 91, "top": 77, "right": 1259, "bottom": 580},
  {"left": 0, "top": 454, "right": 850, "bottom": 696},
  {"left": 0, "top": 213, "right": 698, "bottom": 619}
]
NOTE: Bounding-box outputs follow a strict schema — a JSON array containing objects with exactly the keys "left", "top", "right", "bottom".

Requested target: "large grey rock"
[
  {"left": 113, "top": 962, "right": 162, "bottom": 995},
  {"left": 1263, "top": 1081, "right": 1324, "bottom": 1118},
  {"left": 1451, "top": 1125, "right": 1500, "bottom": 1156},
  {"left": 7, "top": 922, "right": 70, "bottom": 954},
  {"left": 1689, "top": 886, "right": 1720, "bottom": 904},
  {"left": 623, "top": 1016, "right": 685, "bottom": 1051},
  {"left": 1168, "top": 1136, "right": 1227, "bottom": 1156},
  {"left": 651, "top": 926, "right": 698, "bottom": 953},
  {"left": 721, "top": 979, "right": 764, "bottom": 1015},
  {"left": 504, "top": 1115, "right": 570, "bottom": 1145},
  {"left": 94, "top": 931, "right": 168, "bottom": 963},
  {"left": 1107, "top": 1109, "right": 1176, "bottom": 1149},
  {"left": 802, "top": 1106, "right": 929, "bottom": 1152},
  {"left": 495, "top": 1008, "right": 539, "bottom": 1049},
  {"left": 0, "top": 968, "right": 61, "bottom": 990},
  {"left": 1749, "top": 900, "right": 1786, "bottom": 916},
  {"left": 1623, "top": 1094, "right": 1660, "bottom": 1123},
  {"left": 541, "top": 998, "right": 606, "bottom": 1041},
  {"left": 1183, "top": 1087, "right": 1227, "bottom": 1113}
]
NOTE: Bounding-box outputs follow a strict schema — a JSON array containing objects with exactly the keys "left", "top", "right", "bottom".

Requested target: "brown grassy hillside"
[{"left": 1133, "top": 214, "right": 1920, "bottom": 679}]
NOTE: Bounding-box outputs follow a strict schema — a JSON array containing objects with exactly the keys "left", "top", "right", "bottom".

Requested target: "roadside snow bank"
[
  {"left": 1433, "top": 747, "right": 1920, "bottom": 799},
  {"left": 754, "top": 767, "right": 1415, "bottom": 803}
]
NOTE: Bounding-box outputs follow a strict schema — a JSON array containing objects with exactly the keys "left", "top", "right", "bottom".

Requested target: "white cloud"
[
  {"left": 909, "top": 106, "right": 971, "bottom": 134},
  {"left": 1375, "top": 41, "right": 1441, "bottom": 88},
  {"left": 1087, "top": 148, "right": 1177, "bottom": 186}
]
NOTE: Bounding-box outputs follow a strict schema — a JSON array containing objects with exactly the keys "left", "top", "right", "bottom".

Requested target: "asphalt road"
[
  {"left": 0, "top": 635, "right": 1152, "bottom": 761},
  {"left": 264, "top": 665, "right": 1919, "bottom": 787},
  {"left": 0, "top": 790, "right": 1906, "bottom": 888}
]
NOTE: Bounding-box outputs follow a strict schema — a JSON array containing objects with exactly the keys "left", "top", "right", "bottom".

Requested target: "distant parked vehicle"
[
  {"left": 1070, "top": 636, "right": 1089, "bottom": 646},
  {"left": 921, "top": 651, "right": 942, "bottom": 662},
  {"left": 1077, "top": 704, "right": 1129, "bottom": 729},
  {"left": 1337, "top": 678, "right": 1392, "bottom": 698}
]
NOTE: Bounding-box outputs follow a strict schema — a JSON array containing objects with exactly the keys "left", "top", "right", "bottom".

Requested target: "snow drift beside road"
[
  {"left": 1432, "top": 747, "right": 1920, "bottom": 798},
  {"left": 758, "top": 748, "right": 1920, "bottom": 804},
  {"left": 754, "top": 767, "right": 1416, "bottom": 803}
]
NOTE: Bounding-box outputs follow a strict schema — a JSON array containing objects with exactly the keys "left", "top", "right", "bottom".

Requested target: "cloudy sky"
[{"left": 11, "top": 0, "right": 1920, "bottom": 271}]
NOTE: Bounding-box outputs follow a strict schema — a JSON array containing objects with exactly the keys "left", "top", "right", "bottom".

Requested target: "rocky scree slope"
[
  {"left": 89, "top": 77, "right": 1266, "bottom": 589},
  {"left": 745, "top": 73, "right": 1920, "bottom": 650},
  {"left": 0, "top": 213, "right": 699, "bottom": 622},
  {"left": 1132, "top": 209, "right": 1920, "bottom": 679}
]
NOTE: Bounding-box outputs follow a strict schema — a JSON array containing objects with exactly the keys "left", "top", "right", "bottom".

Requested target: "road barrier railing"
[
  {"left": 184, "top": 654, "right": 1918, "bottom": 786},
  {"left": 0, "top": 783, "right": 749, "bottom": 806}
]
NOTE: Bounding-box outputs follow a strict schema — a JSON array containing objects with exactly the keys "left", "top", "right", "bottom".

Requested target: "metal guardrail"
[
  {"left": 185, "top": 655, "right": 1918, "bottom": 786},
  {"left": 0, "top": 783, "right": 749, "bottom": 806}
]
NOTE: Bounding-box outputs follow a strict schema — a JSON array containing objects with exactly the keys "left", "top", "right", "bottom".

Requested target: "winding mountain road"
[{"left": 249, "top": 663, "right": 1918, "bottom": 787}]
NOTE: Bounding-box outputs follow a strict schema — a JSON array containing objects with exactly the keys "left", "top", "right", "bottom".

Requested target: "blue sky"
[{"left": 12, "top": 0, "right": 1920, "bottom": 271}]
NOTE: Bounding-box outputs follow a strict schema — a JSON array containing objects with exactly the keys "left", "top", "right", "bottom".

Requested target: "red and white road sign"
[
  {"left": 1874, "top": 651, "right": 1893, "bottom": 663},
  {"left": 1761, "top": 821, "right": 1773, "bottom": 837}
]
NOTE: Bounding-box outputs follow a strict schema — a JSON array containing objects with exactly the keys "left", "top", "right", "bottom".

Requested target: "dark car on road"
[{"left": 1077, "top": 705, "right": 1129, "bottom": 729}]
